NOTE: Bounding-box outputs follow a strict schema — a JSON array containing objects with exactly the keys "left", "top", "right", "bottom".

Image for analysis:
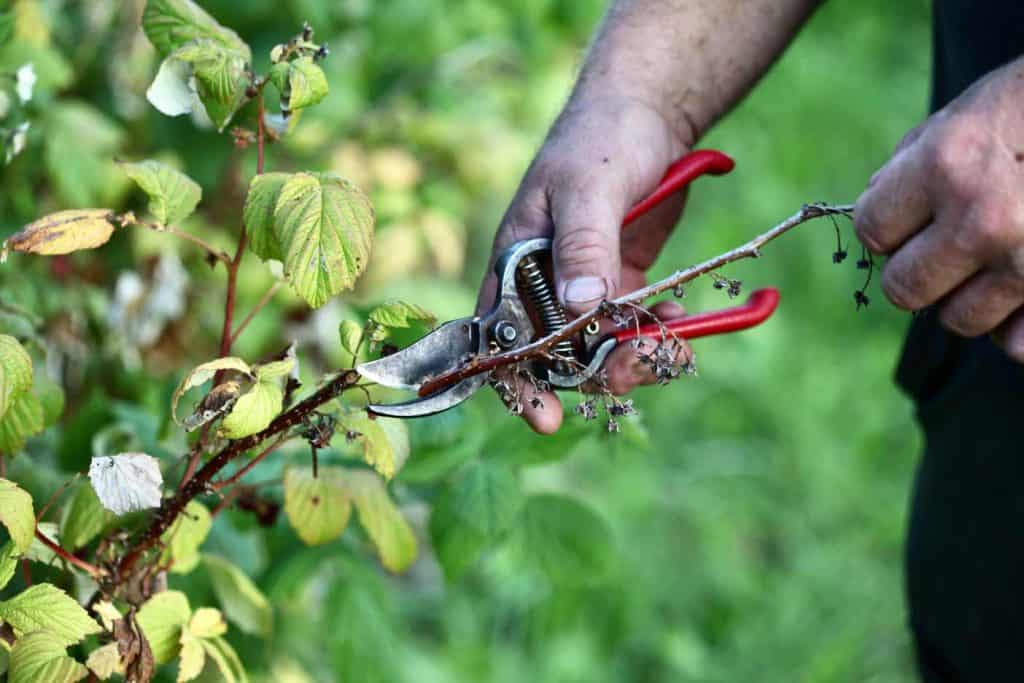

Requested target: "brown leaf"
[
  {"left": 3, "top": 209, "right": 122, "bottom": 258},
  {"left": 116, "top": 611, "right": 155, "bottom": 683}
]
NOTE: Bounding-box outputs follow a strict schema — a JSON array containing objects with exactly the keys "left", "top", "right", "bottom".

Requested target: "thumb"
[{"left": 550, "top": 182, "right": 625, "bottom": 316}]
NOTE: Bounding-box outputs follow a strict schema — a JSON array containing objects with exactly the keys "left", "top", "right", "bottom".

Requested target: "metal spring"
[{"left": 517, "top": 255, "right": 576, "bottom": 363}]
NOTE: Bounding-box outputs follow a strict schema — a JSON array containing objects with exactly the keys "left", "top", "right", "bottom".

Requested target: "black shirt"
[{"left": 900, "top": 2, "right": 1024, "bottom": 679}]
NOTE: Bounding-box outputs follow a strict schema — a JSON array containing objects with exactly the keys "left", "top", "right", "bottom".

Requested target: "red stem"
[
  {"left": 34, "top": 527, "right": 102, "bottom": 578},
  {"left": 212, "top": 436, "right": 285, "bottom": 491}
]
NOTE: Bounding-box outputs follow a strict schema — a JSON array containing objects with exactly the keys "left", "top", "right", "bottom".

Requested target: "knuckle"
[
  {"left": 854, "top": 198, "right": 893, "bottom": 254},
  {"left": 553, "top": 228, "right": 615, "bottom": 271},
  {"left": 928, "top": 118, "right": 987, "bottom": 193},
  {"left": 961, "top": 201, "right": 1017, "bottom": 254},
  {"left": 938, "top": 302, "right": 983, "bottom": 338},
  {"left": 881, "top": 265, "right": 923, "bottom": 311}
]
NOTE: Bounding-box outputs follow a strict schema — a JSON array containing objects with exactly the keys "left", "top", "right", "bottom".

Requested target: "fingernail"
[{"left": 561, "top": 276, "right": 607, "bottom": 304}]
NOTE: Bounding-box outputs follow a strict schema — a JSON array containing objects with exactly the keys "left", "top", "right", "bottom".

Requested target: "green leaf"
[
  {"left": 338, "top": 411, "right": 408, "bottom": 480},
  {"left": 273, "top": 173, "right": 375, "bottom": 308},
  {"left": 287, "top": 57, "right": 328, "bottom": 110},
  {"left": 171, "top": 40, "right": 249, "bottom": 131},
  {"left": 243, "top": 172, "right": 289, "bottom": 261},
  {"left": 339, "top": 320, "right": 363, "bottom": 355},
  {"left": 0, "top": 478, "right": 34, "bottom": 552},
  {"left": 345, "top": 471, "right": 417, "bottom": 573},
  {"left": 219, "top": 380, "right": 282, "bottom": 439},
  {"left": 142, "top": 0, "right": 251, "bottom": 60},
  {"left": 0, "top": 391, "right": 44, "bottom": 454},
  {"left": 177, "top": 634, "right": 205, "bottom": 682},
  {"left": 171, "top": 357, "right": 252, "bottom": 425},
  {"left": 0, "top": 541, "right": 18, "bottom": 591},
  {"left": 513, "top": 494, "right": 615, "bottom": 585},
  {"left": 23, "top": 522, "right": 59, "bottom": 565},
  {"left": 367, "top": 301, "right": 436, "bottom": 329},
  {"left": 201, "top": 554, "right": 272, "bottom": 637},
  {"left": 0, "top": 334, "right": 32, "bottom": 420},
  {"left": 429, "top": 460, "right": 523, "bottom": 580},
  {"left": 160, "top": 501, "right": 211, "bottom": 574},
  {"left": 44, "top": 102, "right": 125, "bottom": 208},
  {"left": 8, "top": 631, "right": 88, "bottom": 683},
  {"left": 60, "top": 484, "right": 113, "bottom": 551},
  {"left": 0, "top": 583, "right": 102, "bottom": 645},
  {"left": 136, "top": 590, "right": 191, "bottom": 665},
  {"left": 84, "top": 642, "right": 122, "bottom": 680},
  {"left": 283, "top": 466, "right": 351, "bottom": 546},
  {"left": 119, "top": 160, "right": 201, "bottom": 226},
  {"left": 188, "top": 607, "right": 227, "bottom": 639}
]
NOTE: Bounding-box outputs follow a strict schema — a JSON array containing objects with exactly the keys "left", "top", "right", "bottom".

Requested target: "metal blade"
[
  {"left": 356, "top": 317, "right": 478, "bottom": 391},
  {"left": 367, "top": 375, "right": 487, "bottom": 418}
]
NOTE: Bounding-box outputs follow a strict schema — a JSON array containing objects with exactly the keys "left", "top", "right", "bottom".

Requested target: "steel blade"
[
  {"left": 367, "top": 375, "right": 486, "bottom": 418},
  {"left": 356, "top": 317, "right": 478, "bottom": 391}
]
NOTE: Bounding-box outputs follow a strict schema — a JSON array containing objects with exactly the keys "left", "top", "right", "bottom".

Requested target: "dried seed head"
[
  {"left": 607, "top": 418, "right": 620, "bottom": 433},
  {"left": 854, "top": 290, "right": 870, "bottom": 310},
  {"left": 673, "top": 284, "right": 686, "bottom": 299},
  {"left": 574, "top": 400, "right": 598, "bottom": 421},
  {"left": 856, "top": 258, "right": 871, "bottom": 270}
]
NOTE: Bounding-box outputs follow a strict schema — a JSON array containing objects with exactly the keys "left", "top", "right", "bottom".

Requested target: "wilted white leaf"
[
  {"left": 88, "top": 453, "right": 163, "bottom": 515},
  {"left": 146, "top": 56, "right": 198, "bottom": 117},
  {"left": 15, "top": 64, "right": 36, "bottom": 103},
  {"left": 5, "top": 122, "right": 29, "bottom": 164}
]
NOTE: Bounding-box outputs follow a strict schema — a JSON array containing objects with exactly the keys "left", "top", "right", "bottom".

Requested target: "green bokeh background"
[{"left": 0, "top": 0, "right": 932, "bottom": 681}]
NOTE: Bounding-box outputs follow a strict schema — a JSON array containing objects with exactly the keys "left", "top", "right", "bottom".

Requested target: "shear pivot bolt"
[{"left": 493, "top": 321, "right": 518, "bottom": 348}]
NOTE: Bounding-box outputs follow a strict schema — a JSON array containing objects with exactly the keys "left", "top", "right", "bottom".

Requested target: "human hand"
[
  {"left": 855, "top": 58, "right": 1024, "bottom": 359},
  {"left": 478, "top": 96, "right": 695, "bottom": 433}
]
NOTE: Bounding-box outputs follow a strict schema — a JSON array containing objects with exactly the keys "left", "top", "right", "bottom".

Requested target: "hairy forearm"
[{"left": 569, "top": 0, "right": 822, "bottom": 145}]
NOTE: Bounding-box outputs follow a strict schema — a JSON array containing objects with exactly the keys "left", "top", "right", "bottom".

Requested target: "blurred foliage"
[{"left": 0, "top": 0, "right": 929, "bottom": 681}]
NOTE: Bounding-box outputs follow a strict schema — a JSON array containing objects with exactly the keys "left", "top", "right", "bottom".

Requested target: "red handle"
[
  {"left": 622, "top": 150, "right": 735, "bottom": 227},
  {"left": 613, "top": 288, "right": 780, "bottom": 344}
]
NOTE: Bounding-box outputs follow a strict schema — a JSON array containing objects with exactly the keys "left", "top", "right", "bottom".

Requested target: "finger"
[
  {"left": 603, "top": 301, "right": 692, "bottom": 395},
  {"left": 855, "top": 135, "right": 933, "bottom": 255},
  {"left": 550, "top": 174, "right": 628, "bottom": 316},
  {"left": 476, "top": 183, "right": 552, "bottom": 315},
  {"left": 993, "top": 306, "right": 1024, "bottom": 363},
  {"left": 492, "top": 370, "right": 562, "bottom": 434},
  {"left": 880, "top": 218, "right": 980, "bottom": 310},
  {"left": 938, "top": 267, "right": 1024, "bottom": 337}
]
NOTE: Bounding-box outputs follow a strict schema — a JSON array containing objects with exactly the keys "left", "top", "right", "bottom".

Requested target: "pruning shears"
[{"left": 357, "top": 150, "right": 780, "bottom": 418}]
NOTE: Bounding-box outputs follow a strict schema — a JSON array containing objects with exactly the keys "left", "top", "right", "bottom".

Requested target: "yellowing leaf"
[
  {"left": 339, "top": 320, "right": 363, "bottom": 356},
  {"left": 0, "top": 335, "right": 32, "bottom": 420},
  {"left": 283, "top": 466, "right": 351, "bottom": 546},
  {"left": 171, "top": 357, "right": 252, "bottom": 424},
  {"left": 287, "top": 57, "right": 328, "bottom": 110},
  {"left": 0, "top": 583, "right": 102, "bottom": 645},
  {"left": 219, "top": 380, "right": 282, "bottom": 439},
  {"left": 274, "top": 172, "right": 374, "bottom": 308},
  {"left": 93, "top": 600, "right": 122, "bottom": 631},
  {"left": 338, "top": 411, "right": 409, "bottom": 480},
  {"left": 200, "top": 636, "right": 246, "bottom": 683},
  {"left": 142, "top": 0, "right": 251, "bottom": 60},
  {"left": 60, "top": 484, "right": 113, "bottom": 550},
  {"left": 201, "top": 555, "right": 271, "bottom": 637},
  {"left": 177, "top": 634, "right": 205, "bottom": 682},
  {"left": 243, "top": 172, "right": 289, "bottom": 261},
  {"left": 0, "top": 478, "right": 34, "bottom": 552},
  {"left": 136, "top": 590, "right": 191, "bottom": 665},
  {"left": 188, "top": 607, "right": 227, "bottom": 639},
  {"left": 119, "top": 160, "right": 201, "bottom": 226},
  {"left": 3, "top": 209, "right": 118, "bottom": 257},
  {"left": 345, "top": 471, "right": 417, "bottom": 573},
  {"left": 367, "top": 301, "right": 435, "bottom": 329},
  {"left": 254, "top": 357, "right": 294, "bottom": 381},
  {"left": 0, "top": 391, "right": 44, "bottom": 455},
  {"left": 85, "top": 642, "right": 123, "bottom": 680},
  {"left": 8, "top": 631, "right": 88, "bottom": 683},
  {"left": 160, "top": 501, "right": 211, "bottom": 574}
]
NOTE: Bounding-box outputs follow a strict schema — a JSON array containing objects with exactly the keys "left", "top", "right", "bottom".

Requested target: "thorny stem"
[
  {"left": 419, "top": 203, "right": 855, "bottom": 396},
  {"left": 115, "top": 370, "right": 362, "bottom": 582},
  {"left": 230, "top": 281, "right": 282, "bottom": 345},
  {"left": 34, "top": 527, "right": 102, "bottom": 578}
]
